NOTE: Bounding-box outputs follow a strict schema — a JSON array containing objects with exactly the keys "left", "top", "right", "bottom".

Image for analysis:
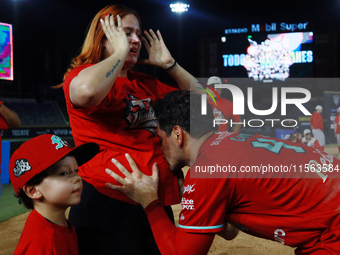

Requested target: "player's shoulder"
[{"left": 203, "top": 131, "right": 235, "bottom": 147}]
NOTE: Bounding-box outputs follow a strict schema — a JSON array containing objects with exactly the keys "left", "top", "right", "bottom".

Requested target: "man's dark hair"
[{"left": 153, "top": 90, "right": 217, "bottom": 138}]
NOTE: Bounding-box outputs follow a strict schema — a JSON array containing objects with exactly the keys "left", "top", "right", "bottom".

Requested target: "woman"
[{"left": 60, "top": 4, "right": 195, "bottom": 255}]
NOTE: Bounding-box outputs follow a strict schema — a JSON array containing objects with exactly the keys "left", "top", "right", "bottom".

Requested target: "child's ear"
[{"left": 23, "top": 185, "right": 42, "bottom": 200}]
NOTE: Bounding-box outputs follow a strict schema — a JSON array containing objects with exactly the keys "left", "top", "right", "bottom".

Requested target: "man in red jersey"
[
  {"left": 106, "top": 90, "right": 340, "bottom": 255},
  {"left": 310, "top": 105, "right": 325, "bottom": 150},
  {"left": 0, "top": 101, "right": 21, "bottom": 198}
]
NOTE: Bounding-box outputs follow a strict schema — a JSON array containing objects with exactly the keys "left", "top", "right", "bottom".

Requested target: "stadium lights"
[{"left": 170, "top": 3, "right": 190, "bottom": 13}]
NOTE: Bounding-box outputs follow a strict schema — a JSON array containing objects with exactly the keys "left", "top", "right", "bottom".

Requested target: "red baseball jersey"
[
  {"left": 310, "top": 112, "right": 324, "bottom": 131},
  {"left": 0, "top": 114, "right": 8, "bottom": 174},
  {"left": 14, "top": 209, "right": 78, "bottom": 255},
  {"left": 334, "top": 115, "right": 340, "bottom": 134},
  {"left": 178, "top": 131, "right": 340, "bottom": 250},
  {"left": 208, "top": 97, "right": 241, "bottom": 131},
  {"left": 63, "top": 65, "right": 181, "bottom": 206}
]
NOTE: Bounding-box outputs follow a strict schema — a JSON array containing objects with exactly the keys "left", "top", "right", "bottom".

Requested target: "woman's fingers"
[
  {"left": 144, "top": 30, "right": 155, "bottom": 46},
  {"left": 116, "top": 14, "right": 122, "bottom": 30},
  {"left": 148, "top": 29, "right": 159, "bottom": 42}
]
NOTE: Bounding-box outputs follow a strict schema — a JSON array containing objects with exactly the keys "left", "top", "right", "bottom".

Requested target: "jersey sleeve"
[
  {"left": 63, "top": 65, "right": 92, "bottom": 104},
  {"left": 178, "top": 169, "right": 228, "bottom": 233},
  {"left": 145, "top": 200, "right": 215, "bottom": 255},
  {"left": 0, "top": 115, "right": 8, "bottom": 130}
]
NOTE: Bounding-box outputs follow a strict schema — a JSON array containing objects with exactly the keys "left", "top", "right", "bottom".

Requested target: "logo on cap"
[
  {"left": 51, "top": 135, "right": 69, "bottom": 149},
  {"left": 13, "top": 159, "right": 32, "bottom": 177}
]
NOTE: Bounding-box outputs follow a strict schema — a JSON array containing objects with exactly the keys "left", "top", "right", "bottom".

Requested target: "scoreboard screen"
[{"left": 0, "top": 22, "right": 13, "bottom": 81}]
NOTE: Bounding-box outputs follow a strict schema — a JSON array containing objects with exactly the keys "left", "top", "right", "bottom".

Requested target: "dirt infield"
[
  {"left": 1, "top": 145, "right": 337, "bottom": 255},
  {"left": 0, "top": 207, "right": 294, "bottom": 255}
]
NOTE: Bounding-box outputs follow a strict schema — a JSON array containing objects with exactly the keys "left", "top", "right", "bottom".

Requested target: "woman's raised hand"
[
  {"left": 100, "top": 14, "right": 129, "bottom": 55},
  {"left": 139, "top": 29, "right": 175, "bottom": 70}
]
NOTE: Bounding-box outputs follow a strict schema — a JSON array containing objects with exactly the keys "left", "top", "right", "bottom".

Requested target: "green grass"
[{"left": 0, "top": 183, "right": 29, "bottom": 223}]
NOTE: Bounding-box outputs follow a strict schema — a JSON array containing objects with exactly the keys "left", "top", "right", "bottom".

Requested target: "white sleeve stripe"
[{"left": 178, "top": 224, "right": 224, "bottom": 230}]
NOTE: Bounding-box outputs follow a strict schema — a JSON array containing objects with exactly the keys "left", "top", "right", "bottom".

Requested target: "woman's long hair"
[{"left": 56, "top": 5, "right": 140, "bottom": 87}]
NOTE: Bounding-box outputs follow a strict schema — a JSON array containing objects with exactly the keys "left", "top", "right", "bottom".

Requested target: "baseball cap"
[
  {"left": 337, "top": 107, "right": 340, "bottom": 112},
  {"left": 207, "top": 76, "right": 222, "bottom": 85},
  {"left": 9, "top": 134, "right": 100, "bottom": 194},
  {"left": 303, "top": 129, "right": 311, "bottom": 135},
  {"left": 315, "top": 105, "right": 323, "bottom": 110}
]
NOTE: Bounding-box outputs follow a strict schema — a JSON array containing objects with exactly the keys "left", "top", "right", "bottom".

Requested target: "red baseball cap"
[{"left": 9, "top": 134, "right": 99, "bottom": 194}]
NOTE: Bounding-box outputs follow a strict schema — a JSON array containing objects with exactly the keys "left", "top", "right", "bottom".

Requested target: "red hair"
[{"left": 56, "top": 5, "right": 140, "bottom": 87}]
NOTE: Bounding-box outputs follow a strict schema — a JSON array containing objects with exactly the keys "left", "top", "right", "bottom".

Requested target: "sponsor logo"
[
  {"left": 250, "top": 22, "right": 309, "bottom": 33},
  {"left": 180, "top": 214, "right": 185, "bottom": 221},
  {"left": 181, "top": 197, "right": 195, "bottom": 210},
  {"left": 183, "top": 184, "right": 196, "bottom": 195},
  {"left": 251, "top": 23, "right": 277, "bottom": 32},
  {"left": 12, "top": 129, "right": 30, "bottom": 137},
  {"left": 274, "top": 228, "right": 286, "bottom": 244}
]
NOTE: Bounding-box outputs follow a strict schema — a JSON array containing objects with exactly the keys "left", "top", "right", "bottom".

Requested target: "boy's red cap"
[{"left": 9, "top": 134, "right": 99, "bottom": 194}]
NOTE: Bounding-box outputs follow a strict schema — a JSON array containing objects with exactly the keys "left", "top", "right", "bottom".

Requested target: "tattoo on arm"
[{"left": 106, "top": 59, "right": 122, "bottom": 78}]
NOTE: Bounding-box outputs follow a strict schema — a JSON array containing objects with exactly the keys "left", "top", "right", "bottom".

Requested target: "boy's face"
[{"left": 36, "top": 156, "right": 82, "bottom": 208}]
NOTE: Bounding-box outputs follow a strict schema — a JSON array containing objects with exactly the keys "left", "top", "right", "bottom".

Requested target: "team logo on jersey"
[
  {"left": 13, "top": 158, "right": 32, "bottom": 178},
  {"left": 183, "top": 184, "right": 196, "bottom": 195},
  {"left": 181, "top": 197, "right": 195, "bottom": 210},
  {"left": 124, "top": 94, "right": 157, "bottom": 135}
]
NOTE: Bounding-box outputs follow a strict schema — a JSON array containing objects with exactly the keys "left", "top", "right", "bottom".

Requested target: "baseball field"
[
  {"left": 0, "top": 145, "right": 338, "bottom": 255},
  {"left": 0, "top": 205, "right": 295, "bottom": 255}
]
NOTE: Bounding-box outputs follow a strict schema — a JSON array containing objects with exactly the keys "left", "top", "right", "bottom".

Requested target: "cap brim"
[{"left": 67, "top": 142, "right": 100, "bottom": 167}]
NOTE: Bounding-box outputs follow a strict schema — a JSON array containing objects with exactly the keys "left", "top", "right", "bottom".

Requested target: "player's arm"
[
  {"left": 217, "top": 223, "right": 239, "bottom": 240},
  {"left": 105, "top": 154, "right": 216, "bottom": 254},
  {"left": 0, "top": 102, "right": 21, "bottom": 128},
  {"left": 310, "top": 114, "right": 314, "bottom": 130},
  {"left": 145, "top": 200, "right": 215, "bottom": 255}
]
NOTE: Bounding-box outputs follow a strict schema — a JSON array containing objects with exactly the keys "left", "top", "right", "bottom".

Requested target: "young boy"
[{"left": 9, "top": 134, "right": 99, "bottom": 255}]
